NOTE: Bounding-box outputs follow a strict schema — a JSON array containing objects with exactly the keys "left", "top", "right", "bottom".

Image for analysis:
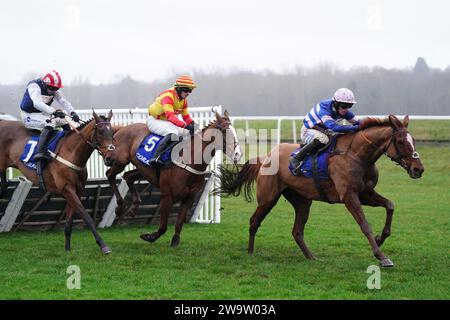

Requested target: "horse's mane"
[
  {"left": 202, "top": 120, "right": 218, "bottom": 132},
  {"left": 359, "top": 117, "right": 390, "bottom": 130},
  {"left": 201, "top": 116, "right": 232, "bottom": 132},
  {"left": 74, "top": 115, "right": 108, "bottom": 131}
]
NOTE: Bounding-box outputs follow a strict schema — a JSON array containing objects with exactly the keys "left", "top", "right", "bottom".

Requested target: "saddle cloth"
[
  {"left": 20, "top": 130, "right": 67, "bottom": 171},
  {"left": 136, "top": 133, "right": 172, "bottom": 167},
  {"left": 288, "top": 138, "right": 337, "bottom": 179}
]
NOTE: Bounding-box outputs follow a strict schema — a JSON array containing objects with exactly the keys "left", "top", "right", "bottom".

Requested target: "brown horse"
[
  {"left": 104, "top": 110, "right": 242, "bottom": 247},
  {"left": 0, "top": 110, "right": 116, "bottom": 254},
  {"left": 217, "top": 115, "right": 424, "bottom": 267}
]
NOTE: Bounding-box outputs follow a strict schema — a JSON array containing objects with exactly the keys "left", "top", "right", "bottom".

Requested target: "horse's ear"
[
  {"left": 107, "top": 109, "right": 113, "bottom": 122},
  {"left": 388, "top": 114, "right": 403, "bottom": 130},
  {"left": 93, "top": 109, "right": 101, "bottom": 122},
  {"left": 215, "top": 110, "right": 223, "bottom": 123},
  {"left": 224, "top": 109, "right": 230, "bottom": 119},
  {"left": 403, "top": 115, "right": 409, "bottom": 128}
]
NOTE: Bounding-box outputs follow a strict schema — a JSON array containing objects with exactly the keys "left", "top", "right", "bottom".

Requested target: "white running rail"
[{"left": 230, "top": 115, "right": 450, "bottom": 144}]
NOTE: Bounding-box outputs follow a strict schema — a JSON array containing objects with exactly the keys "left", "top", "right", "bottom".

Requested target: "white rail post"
[
  {"left": 292, "top": 119, "right": 297, "bottom": 143},
  {"left": 245, "top": 120, "right": 249, "bottom": 144},
  {"left": 277, "top": 118, "right": 282, "bottom": 145}
]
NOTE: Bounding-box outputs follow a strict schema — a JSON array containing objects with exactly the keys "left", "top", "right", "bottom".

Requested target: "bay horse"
[
  {"left": 216, "top": 115, "right": 424, "bottom": 267},
  {"left": 0, "top": 110, "right": 116, "bottom": 254},
  {"left": 104, "top": 110, "right": 242, "bottom": 247}
]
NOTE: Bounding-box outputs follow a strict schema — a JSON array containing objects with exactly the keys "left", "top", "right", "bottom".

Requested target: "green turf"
[{"left": 0, "top": 146, "right": 448, "bottom": 299}]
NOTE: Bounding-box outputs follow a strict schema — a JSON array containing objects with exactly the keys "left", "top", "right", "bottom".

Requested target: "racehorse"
[
  {"left": 216, "top": 115, "right": 424, "bottom": 267},
  {"left": 104, "top": 110, "right": 242, "bottom": 247},
  {"left": 0, "top": 110, "right": 116, "bottom": 254}
]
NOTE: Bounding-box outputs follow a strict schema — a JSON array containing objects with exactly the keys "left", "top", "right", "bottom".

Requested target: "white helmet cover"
[{"left": 333, "top": 88, "right": 357, "bottom": 104}]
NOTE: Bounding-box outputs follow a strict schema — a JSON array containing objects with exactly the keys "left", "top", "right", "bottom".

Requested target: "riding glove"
[
  {"left": 52, "top": 109, "right": 66, "bottom": 119},
  {"left": 71, "top": 111, "right": 81, "bottom": 122},
  {"left": 186, "top": 123, "right": 195, "bottom": 134}
]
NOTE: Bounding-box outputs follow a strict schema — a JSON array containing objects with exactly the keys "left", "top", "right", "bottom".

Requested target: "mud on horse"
[
  {"left": 0, "top": 110, "right": 116, "bottom": 254},
  {"left": 216, "top": 115, "right": 424, "bottom": 267}
]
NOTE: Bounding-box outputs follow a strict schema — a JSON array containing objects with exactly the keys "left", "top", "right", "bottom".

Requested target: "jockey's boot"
[
  {"left": 150, "top": 133, "right": 179, "bottom": 164},
  {"left": 289, "top": 139, "right": 325, "bottom": 175},
  {"left": 33, "top": 126, "right": 54, "bottom": 162}
]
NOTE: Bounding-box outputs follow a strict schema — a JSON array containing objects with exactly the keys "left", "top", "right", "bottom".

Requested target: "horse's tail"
[{"left": 214, "top": 156, "right": 264, "bottom": 202}]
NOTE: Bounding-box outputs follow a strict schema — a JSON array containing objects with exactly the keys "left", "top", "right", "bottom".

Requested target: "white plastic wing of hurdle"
[
  {"left": 98, "top": 178, "right": 129, "bottom": 228},
  {"left": 0, "top": 177, "right": 33, "bottom": 232}
]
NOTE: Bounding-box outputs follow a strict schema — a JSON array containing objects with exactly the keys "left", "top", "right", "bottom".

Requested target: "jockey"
[
  {"left": 290, "top": 88, "right": 361, "bottom": 175},
  {"left": 19, "top": 70, "right": 81, "bottom": 162},
  {"left": 146, "top": 75, "right": 197, "bottom": 163}
]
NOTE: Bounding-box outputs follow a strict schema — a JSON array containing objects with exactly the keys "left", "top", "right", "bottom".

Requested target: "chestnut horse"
[
  {"left": 0, "top": 111, "right": 116, "bottom": 254},
  {"left": 217, "top": 115, "right": 424, "bottom": 267},
  {"left": 105, "top": 110, "right": 242, "bottom": 247}
]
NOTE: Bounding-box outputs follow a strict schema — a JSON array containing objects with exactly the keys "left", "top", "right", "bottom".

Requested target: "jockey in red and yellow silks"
[
  {"left": 146, "top": 75, "right": 197, "bottom": 164},
  {"left": 148, "top": 87, "right": 193, "bottom": 128}
]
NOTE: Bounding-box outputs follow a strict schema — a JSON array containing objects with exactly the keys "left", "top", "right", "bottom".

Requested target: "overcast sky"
[{"left": 1, "top": 0, "right": 449, "bottom": 85}]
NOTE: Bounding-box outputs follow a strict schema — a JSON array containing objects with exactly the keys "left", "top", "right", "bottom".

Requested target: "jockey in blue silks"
[
  {"left": 290, "top": 88, "right": 361, "bottom": 175},
  {"left": 19, "top": 70, "right": 80, "bottom": 161}
]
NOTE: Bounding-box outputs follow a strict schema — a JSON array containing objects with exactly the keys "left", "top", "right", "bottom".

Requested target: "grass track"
[{"left": 0, "top": 146, "right": 449, "bottom": 299}]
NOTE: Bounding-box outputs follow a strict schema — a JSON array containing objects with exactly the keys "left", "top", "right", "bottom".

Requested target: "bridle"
[
  {"left": 173, "top": 120, "right": 240, "bottom": 175},
  {"left": 359, "top": 127, "right": 420, "bottom": 170},
  {"left": 195, "top": 120, "right": 240, "bottom": 155},
  {"left": 66, "top": 118, "right": 116, "bottom": 156}
]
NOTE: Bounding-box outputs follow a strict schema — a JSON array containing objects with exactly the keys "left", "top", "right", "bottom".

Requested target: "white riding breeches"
[
  {"left": 21, "top": 111, "right": 69, "bottom": 131},
  {"left": 300, "top": 125, "right": 329, "bottom": 144},
  {"left": 146, "top": 116, "right": 189, "bottom": 136}
]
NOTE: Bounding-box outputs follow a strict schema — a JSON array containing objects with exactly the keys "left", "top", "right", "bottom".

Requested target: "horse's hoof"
[
  {"left": 379, "top": 258, "right": 394, "bottom": 268},
  {"left": 140, "top": 233, "right": 158, "bottom": 243},
  {"left": 170, "top": 235, "right": 180, "bottom": 247},
  {"left": 101, "top": 246, "right": 112, "bottom": 255}
]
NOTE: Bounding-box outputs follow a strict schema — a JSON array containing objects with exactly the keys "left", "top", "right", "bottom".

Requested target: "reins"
[
  {"left": 46, "top": 115, "right": 115, "bottom": 171},
  {"left": 353, "top": 127, "right": 418, "bottom": 170},
  {"left": 66, "top": 117, "right": 115, "bottom": 156},
  {"left": 172, "top": 121, "right": 239, "bottom": 175},
  {"left": 171, "top": 126, "right": 218, "bottom": 176}
]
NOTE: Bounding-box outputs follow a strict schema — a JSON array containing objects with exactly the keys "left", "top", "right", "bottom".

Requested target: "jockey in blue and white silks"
[
  {"left": 290, "top": 88, "right": 361, "bottom": 175},
  {"left": 19, "top": 70, "right": 80, "bottom": 161}
]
